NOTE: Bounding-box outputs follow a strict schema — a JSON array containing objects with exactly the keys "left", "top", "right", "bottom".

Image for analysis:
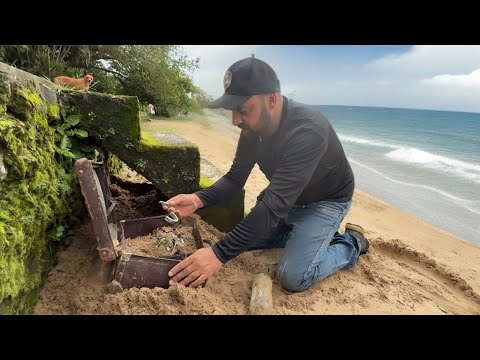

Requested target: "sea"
[{"left": 308, "top": 105, "right": 480, "bottom": 245}]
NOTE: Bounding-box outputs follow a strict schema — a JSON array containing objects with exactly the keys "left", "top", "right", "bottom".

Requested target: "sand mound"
[{"left": 34, "top": 178, "right": 480, "bottom": 315}]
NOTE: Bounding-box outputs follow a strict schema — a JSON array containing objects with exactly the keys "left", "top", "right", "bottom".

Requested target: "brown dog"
[{"left": 54, "top": 73, "right": 94, "bottom": 92}]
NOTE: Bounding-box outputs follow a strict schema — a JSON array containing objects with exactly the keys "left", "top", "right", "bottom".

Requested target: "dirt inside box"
[{"left": 118, "top": 216, "right": 214, "bottom": 259}]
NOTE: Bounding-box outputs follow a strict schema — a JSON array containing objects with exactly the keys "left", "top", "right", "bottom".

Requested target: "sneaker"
[{"left": 345, "top": 223, "right": 370, "bottom": 255}]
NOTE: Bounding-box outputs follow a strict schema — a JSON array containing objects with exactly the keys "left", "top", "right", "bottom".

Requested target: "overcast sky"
[{"left": 180, "top": 45, "right": 480, "bottom": 113}]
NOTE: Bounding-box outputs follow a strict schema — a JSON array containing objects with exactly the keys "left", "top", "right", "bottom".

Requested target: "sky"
[{"left": 180, "top": 45, "right": 480, "bottom": 113}]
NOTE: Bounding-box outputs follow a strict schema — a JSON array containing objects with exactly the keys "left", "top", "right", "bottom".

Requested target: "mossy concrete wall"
[
  {"left": 0, "top": 63, "right": 83, "bottom": 314},
  {"left": 58, "top": 92, "right": 200, "bottom": 197}
]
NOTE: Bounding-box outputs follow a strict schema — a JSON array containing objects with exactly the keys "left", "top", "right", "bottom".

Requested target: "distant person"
[
  {"left": 163, "top": 55, "right": 369, "bottom": 291},
  {"left": 148, "top": 103, "right": 156, "bottom": 115}
]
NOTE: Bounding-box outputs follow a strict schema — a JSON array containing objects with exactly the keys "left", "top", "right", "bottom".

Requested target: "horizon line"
[{"left": 300, "top": 103, "right": 480, "bottom": 115}]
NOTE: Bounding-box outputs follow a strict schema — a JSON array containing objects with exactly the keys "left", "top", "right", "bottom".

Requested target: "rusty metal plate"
[
  {"left": 113, "top": 253, "right": 181, "bottom": 289},
  {"left": 75, "top": 158, "right": 117, "bottom": 262},
  {"left": 120, "top": 216, "right": 174, "bottom": 240},
  {"left": 116, "top": 216, "right": 184, "bottom": 289}
]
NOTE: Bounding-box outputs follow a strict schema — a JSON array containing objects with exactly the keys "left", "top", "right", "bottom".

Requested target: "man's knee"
[{"left": 276, "top": 263, "right": 311, "bottom": 292}]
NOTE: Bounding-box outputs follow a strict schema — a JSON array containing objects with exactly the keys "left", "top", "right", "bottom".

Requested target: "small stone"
[{"left": 106, "top": 280, "right": 123, "bottom": 294}]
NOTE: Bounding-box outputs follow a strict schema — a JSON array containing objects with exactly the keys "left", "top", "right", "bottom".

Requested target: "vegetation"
[
  {"left": 54, "top": 114, "right": 97, "bottom": 160},
  {"left": 0, "top": 80, "right": 84, "bottom": 313},
  {"left": 190, "top": 85, "right": 214, "bottom": 114},
  {"left": 0, "top": 45, "right": 208, "bottom": 117}
]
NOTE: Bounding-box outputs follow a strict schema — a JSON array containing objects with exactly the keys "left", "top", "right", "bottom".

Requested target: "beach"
[
  {"left": 34, "top": 109, "right": 480, "bottom": 314},
  {"left": 142, "top": 109, "right": 480, "bottom": 314}
]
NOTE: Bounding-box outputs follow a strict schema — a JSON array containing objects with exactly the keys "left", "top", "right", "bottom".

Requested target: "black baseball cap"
[{"left": 208, "top": 55, "right": 281, "bottom": 110}]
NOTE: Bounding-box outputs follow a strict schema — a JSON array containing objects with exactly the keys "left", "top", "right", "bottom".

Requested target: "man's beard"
[{"left": 239, "top": 104, "right": 271, "bottom": 139}]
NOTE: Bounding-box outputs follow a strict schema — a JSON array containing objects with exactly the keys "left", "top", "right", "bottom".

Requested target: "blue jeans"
[{"left": 250, "top": 200, "right": 361, "bottom": 292}]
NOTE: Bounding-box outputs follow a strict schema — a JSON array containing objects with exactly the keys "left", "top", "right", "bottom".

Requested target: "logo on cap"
[{"left": 223, "top": 70, "right": 232, "bottom": 91}]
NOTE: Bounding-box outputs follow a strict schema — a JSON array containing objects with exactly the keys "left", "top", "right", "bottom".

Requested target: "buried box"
[{"left": 74, "top": 158, "right": 205, "bottom": 290}]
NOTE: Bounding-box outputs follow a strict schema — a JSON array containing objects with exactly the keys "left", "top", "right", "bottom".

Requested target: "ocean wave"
[
  {"left": 338, "top": 133, "right": 480, "bottom": 183},
  {"left": 349, "top": 158, "right": 480, "bottom": 216},
  {"left": 385, "top": 148, "right": 480, "bottom": 183},
  {"left": 338, "top": 134, "right": 398, "bottom": 149}
]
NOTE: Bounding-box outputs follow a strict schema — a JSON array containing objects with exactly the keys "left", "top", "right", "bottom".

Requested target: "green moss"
[
  {"left": 6, "top": 85, "right": 55, "bottom": 133},
  {"left": 127, "top": 131, "right": 200, "bottom": 195},
  {"left": 19, "top": 88, "right": 48, "bottom": 129},
  {"left": 0, "top": 80, "right": 11, "bottom": 115},
  {"left": 0, "top": 118, "right": 16, "bottom": 130},
  {"left": 0, "top": 286, "right": 40, "bottom": 315},
  {"left": 47, "top": 104, "right": 60, "bottom": 120},
  {"left": 147, "top": 145, "right": 199, "bottom": 195},
  {"left": 0, "top": 83, "right": 83, "bottom": 314},
  {"left": 21, "top": 88, "right": 44, "bottom": 108},
  {"left": 199, "top": 175, "right": 214, "bottom": 188},
  {"left": 107, "top": 153, "right": 126, "bottom": 177},
  {"left": 139, "top": 130, "right": 162, "bottom": 149},
  {"left": 139, "top": 111, "right": 149, "bottom": 123},
  {"left": 58, "top": 92, "right": 141, "bottom": 144}
]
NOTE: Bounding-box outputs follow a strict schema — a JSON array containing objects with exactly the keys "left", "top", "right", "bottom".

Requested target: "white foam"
[
  {"left": 385, "top": 148, "right": 480, "bottom": 183},
  {"left": 338, "top": 133, "right": 480, "bottom": 183},
  {"left": 338, "top": 134, "right": 399, "bottom": 149},
  {"left": 349, "top": 158, "right": 480, "bottom": 216}
]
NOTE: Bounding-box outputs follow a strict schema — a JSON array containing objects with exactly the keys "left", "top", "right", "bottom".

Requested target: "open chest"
[{"left": 74, "top": 158, "right": 206, "bottom": 290}]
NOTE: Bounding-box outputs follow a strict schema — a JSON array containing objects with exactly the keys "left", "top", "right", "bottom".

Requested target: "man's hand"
[
  {"left": 162, "top": 194, "right": 204, "bottom": 218},
  {"left": 168, "top": 247, "right": 223, "bottom": 288}
]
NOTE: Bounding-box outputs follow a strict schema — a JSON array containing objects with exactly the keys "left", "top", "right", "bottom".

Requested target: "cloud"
[
  {"left": 362, "top": 45, "right": 480, "bottom": 111},
  {"left": 179, "top": 45, "right": 480, "bottom": 112},
  {"left": 367, "top": 45, "right": 480, "bottom": 76},
  {"left": 335, "top": 80, "right": 364, "bottom": 86},
  {"left": 421, "top": 68, "right": 480, "bottom": 87},
  {"left": 180, "top": 46, "right": 264, "bottom": 97},
  {"left": 375, "top": 80, "right": 392, "bottom": 86},
  {"left": 181, "top": 45, "right": 262, "bottom": 66}
]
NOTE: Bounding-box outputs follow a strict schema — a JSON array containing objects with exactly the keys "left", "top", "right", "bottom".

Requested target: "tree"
[
  {"left": 0, "top": 45, "right": 200, "bottom": 117},
  {"left": 0, "top": 45, "right": 92, "bottom": 79},
  {"left": 90, "top": 45, "right": 199, "bottom": 116},
  {"left": 191, "top": 85, "right": 214, "bottom": 113}
]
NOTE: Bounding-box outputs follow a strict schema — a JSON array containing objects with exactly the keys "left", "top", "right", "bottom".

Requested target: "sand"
[{"left": 33, "top": 109, "right": 480, "bottom": 315}]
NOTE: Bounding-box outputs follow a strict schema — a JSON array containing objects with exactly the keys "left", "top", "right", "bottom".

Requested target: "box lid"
[{"left": 75, "top": 158, "right": 118, "bottom": 262}]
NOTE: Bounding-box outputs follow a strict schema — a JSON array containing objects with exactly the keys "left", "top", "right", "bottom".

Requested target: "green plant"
[
  {"left": 54, "top": 114, "right": 94, "bottom": 160},
  {"left": 135, "top": 159, "right": 147, "bottom": 172},
  {"left": 47, "top": 225, "right": 65, "bottom": 242}
]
